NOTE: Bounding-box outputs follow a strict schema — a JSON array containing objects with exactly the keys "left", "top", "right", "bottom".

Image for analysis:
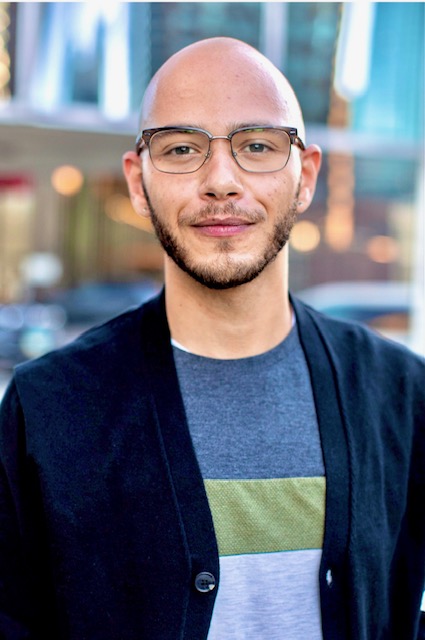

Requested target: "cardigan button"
[{"left": 195, "top": 572, "right": 216, "bottom": 593}]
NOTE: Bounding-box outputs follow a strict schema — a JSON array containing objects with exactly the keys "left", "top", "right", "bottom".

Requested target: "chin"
[{"left": 171, "top": 252, "right": 281, "bottom": 290}]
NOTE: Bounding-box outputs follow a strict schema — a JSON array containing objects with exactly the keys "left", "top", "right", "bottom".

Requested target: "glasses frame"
[{"left": 135, "top": 125, "right": 306, "bottom": 174}]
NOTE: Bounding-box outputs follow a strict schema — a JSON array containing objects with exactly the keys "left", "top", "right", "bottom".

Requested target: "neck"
[{"left": 164, "top": 252, "right": 292, "bottom": 359}]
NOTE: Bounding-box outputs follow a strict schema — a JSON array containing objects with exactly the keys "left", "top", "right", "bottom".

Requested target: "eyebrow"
[
  {"left": 149, "top": 122, "right": 281, "bottom": 133},
  {"left": 228, "top": 121, "right": 278, "bottom": 130}
]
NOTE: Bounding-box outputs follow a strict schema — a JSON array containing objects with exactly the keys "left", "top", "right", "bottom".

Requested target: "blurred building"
[{"left": 0, "top": 2, "right": 423, "bottom": 353}]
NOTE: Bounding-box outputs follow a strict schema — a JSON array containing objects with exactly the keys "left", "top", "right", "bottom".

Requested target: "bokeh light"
[
  {"left": 366, "top": 235, "right": 400, "bottom": 263},
  {"left": 51, "top": 165, "right": 84, "bottom": 196},
  {"left": 290, "top": 221, "right": 321, "bottom": 253}
]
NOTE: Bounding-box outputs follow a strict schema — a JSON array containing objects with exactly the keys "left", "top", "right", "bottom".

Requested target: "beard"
[{"left": 142, "top": 179, "right": 300, "bottom": 290}]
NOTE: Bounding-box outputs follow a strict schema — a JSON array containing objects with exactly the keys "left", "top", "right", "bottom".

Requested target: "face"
[{"left": 124, "top": 40, "right": 321, "bottom": 291}]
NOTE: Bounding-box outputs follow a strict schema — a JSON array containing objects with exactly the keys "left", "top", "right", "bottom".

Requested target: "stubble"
[{"left": 142, "top": 179, "right": 300, "bottom": 290}]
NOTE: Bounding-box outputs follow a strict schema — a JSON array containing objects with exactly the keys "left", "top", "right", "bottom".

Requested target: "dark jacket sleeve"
[{"left": 0, "top": 380, "right": 56, "bottom": 640}]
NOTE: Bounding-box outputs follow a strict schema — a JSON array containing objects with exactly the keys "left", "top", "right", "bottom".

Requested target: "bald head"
[{"left": 140, "top": 37, "right": 305, "bottom": 139}]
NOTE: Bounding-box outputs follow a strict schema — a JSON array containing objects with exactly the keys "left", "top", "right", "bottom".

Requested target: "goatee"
[{"left": 142, "top": 179, "right": 300, "bottom": 290}]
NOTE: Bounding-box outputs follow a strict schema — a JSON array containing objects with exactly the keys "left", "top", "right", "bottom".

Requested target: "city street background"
[{"left": 0, "top": 2, "right": 424, "bottom": 399}]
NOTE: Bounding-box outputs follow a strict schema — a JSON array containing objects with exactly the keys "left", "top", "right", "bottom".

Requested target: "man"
[{"left": 0, "top": 37, "right": 424, "bottom": 640}]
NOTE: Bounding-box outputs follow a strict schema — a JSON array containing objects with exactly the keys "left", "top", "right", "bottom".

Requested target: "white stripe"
[{"left": 208, "top": 549, "right": 323, "bottom": 640}]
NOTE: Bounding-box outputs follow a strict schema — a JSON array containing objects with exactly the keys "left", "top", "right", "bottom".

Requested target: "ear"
[
  {"left": 297, "top": 144, "right": 322, "bottom": 213},
  {"left": 122, "top": 151, "right": 150, "bottom": 218}
]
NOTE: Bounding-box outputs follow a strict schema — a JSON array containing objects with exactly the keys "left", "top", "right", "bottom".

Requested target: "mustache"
[
  {"left": 141, "top": 178, "right": 269, "bottom": 225},
  {"left": 182, "top": 201, "right": 266, "bottom": 225}
]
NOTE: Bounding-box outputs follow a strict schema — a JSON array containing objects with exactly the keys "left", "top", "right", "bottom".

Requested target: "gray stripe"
[{"left": 173, "top": 323, "right": 324, "bottom": 480}]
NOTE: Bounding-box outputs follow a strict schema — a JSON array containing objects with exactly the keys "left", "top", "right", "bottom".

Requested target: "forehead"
[{"left": 142, "top": 47, "right": 299, "bottom": 131}]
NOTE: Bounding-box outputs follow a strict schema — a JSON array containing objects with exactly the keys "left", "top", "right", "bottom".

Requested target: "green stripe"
[{"left": 204, "top": 477, "right": 326, "bottom": 556}]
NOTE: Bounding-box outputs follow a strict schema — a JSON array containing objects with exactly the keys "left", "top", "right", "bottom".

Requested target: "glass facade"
[
  {"left": 352, "top": 2, "right": 424, "bottom": 141},
  {"left": 149, "top": 3, "right": 262, "bottom": 73},
  {"left": 9, "top": 3, "right": 424, "bottom": 139},
  {"left": 285, "top": 3, "right": 341, "bottom": 124}
]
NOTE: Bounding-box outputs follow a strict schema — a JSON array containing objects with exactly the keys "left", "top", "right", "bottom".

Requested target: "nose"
[{"left": 199, "top": 139, "right": 244, "bottom": 202}]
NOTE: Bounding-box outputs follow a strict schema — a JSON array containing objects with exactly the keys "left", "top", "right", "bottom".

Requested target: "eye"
[
  {"left": 245, "top": 142, "right": 269, "bottom": 153},
  {"left": 233, "top": 132, "right": 277, "bottom": 155},
  {"left": 170, "top": 145, "right": 195, "bottom": 156},
  {"left": 153, "top": 132, "right": 207, "bottom": 158}
]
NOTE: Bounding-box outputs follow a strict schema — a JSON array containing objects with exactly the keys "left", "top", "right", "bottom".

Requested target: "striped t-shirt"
[{"left": 173, "top": 323, "right": 325, "bottom": 639}]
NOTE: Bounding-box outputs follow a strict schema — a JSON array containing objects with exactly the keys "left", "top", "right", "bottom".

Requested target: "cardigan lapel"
[
  {"left": 292, "top": 295, "right": 351, "bottom": 638},
  {"left": 138, "top": 291, "right": 220, "bottom": 637}
]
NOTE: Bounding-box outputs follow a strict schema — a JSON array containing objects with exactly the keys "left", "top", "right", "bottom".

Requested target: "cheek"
[
  {"left": 259, "top": 176, "right": 290, "bottom": 206},
  {"left": 147, "top": 173, "right": 198, "bottom": 208},
  {"left": 144, "top": 177, "right": 182, "bottom": 211}
]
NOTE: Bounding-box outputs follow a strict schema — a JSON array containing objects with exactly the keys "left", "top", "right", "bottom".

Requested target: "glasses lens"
[
  {"left": 231, "top": 128, "right": 291, "bottom": 172},
  {"left": 149, "top": 129, "right": 210, "bottom": 173}
]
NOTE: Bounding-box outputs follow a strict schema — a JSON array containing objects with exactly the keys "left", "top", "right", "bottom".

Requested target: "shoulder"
[
  {"left": 292, "top": 295, "right": 425, "bottom": 392},
  {"left": 16, "top": 305, "right": 141, "bottom": 376},
  {"left": 13, "top": 292, "right": 168, "bottom": 398}
]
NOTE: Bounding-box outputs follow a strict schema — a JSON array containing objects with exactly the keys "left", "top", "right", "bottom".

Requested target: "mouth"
[{"left": 192, "top": 217, "right": 256, "bottom": 237}]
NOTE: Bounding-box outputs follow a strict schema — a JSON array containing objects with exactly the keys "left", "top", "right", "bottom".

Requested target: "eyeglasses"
[{"left": 135, "top": 125, "right": 305, "bottom": 174}]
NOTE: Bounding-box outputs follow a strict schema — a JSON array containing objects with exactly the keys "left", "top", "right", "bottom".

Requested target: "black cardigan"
[{"left": 0, "top": 292, "right": 424, "bottom": 639}]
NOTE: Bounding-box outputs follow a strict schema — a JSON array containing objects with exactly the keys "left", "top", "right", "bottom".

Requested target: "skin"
[{"left": 123, "top": 37, "right": 322, "bottom": 358}]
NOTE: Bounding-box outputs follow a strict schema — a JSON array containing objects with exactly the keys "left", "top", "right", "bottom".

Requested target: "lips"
[
  {"left": 192, "top": 217, "right": 254, "bottom": 237},
  {"left": 193, "top": 217, "right": 254, "bottom": 227}
]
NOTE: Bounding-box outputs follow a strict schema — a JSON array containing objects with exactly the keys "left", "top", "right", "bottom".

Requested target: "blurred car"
[
  {"left": 0, "top": 302, "right": 67, "bottom": 370},
  {"left": 296, "top": 280, "right": 418, "bottom": 351},
  {"left": 0, "top": 279, "right": 161, "bottom": 372},
  {"left": 48, "top": 279, "right": 160, "bottom": 328}
]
